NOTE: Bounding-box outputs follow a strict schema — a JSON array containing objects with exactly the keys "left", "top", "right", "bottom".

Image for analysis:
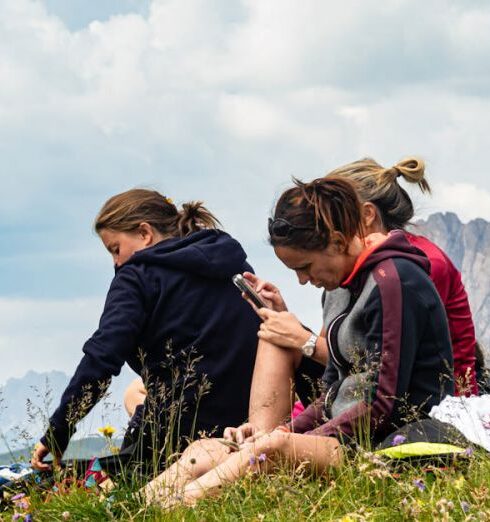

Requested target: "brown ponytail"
[
  {"left": 327, "top": 156, "right": 430, "bottom": 230},
  {"left": 176, "top": 201, "right": 221, "bottom": 237},
  {"left": 94, "top": 189, "right": 220, "bottom": 238},
  {"left": 270, "top": 177, "right": 364, "bottom": 251}
]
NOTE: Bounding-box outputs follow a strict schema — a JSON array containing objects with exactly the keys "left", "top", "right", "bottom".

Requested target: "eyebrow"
[{"left": 291, "top": 263, "right": 310, "bottom": 271}]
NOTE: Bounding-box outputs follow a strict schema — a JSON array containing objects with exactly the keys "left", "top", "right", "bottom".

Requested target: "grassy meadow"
[{"left": 2, "top": 443, "right": 489, "bottom": 521}]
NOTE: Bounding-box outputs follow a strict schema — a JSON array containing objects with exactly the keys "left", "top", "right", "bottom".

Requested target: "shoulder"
[
  {"left": 405, "top": 233, "right": 459, "bottom": 300},
  {"left": 109, "top": 263, "right": 156, "bottom": 299},
  {"left": 405, "top": 233, "right": 457, "bottom": 277}
]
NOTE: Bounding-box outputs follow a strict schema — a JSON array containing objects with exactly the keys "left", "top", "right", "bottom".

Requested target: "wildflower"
[
  {"left": 249, "top": 455, "right": 256, "bottom": 466},
  {"left": 460, "top": 501, "right": 470, "bottom": 513},
  {"left": 412, "top": 478, "right": 426, "bottom": 491},
  {"left": 98, "top": 424, "right": 116, "bottom": 438},
  {"left": 392, "top": 434, "right": 406, "bottom": 446},
  {"left": 62, "top": 512, "right": 71, "bottom": 520},
  {"left": 464, "top": 447, "right": 474, "bottom": 457},
  {"left": 11, "top": 494, "right": 26, "bottom": 502},
  {"left": 454, "top": 475, "right": 466, "bottom": 490},
  {"left": 258, "top": 453, "right": 267, "bottom": 463},
  {"left": 25, "top": 515, "right": 33, "bottom": 522}
]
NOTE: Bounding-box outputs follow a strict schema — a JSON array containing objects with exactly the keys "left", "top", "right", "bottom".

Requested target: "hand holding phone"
[{"left": 232, "top": 274, "right": 268, "bottom": 309}]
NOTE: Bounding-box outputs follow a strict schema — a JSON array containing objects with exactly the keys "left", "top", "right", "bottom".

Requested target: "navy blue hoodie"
[{"left": 41, "top": 229, "right": 260, "bottom": 453}]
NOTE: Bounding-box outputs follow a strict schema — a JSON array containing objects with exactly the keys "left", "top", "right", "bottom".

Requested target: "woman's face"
[
  {"left": 99, "top": 228, "right": 151, "bottom": 267},
  {"left": 273, "top": 240, "right": 360, "bottom": 291}
]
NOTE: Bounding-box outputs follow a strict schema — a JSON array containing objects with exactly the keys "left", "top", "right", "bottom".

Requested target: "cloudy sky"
[{"left": 1, "top": 0, "right": 490, "bottom": 386}]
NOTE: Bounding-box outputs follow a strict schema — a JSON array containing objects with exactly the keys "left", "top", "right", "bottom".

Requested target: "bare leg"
[
  {"left": 181, "top": 431, "right": 341, "bottom": 505},
  {"left": 248, "top": 340, "right": 302, "bottom": 431},
  {"left": 142, "top": 438, "right": 230, "bottom": 503},
  {"left": 124, "top": 378, "right": 147, "bottom": 417}
]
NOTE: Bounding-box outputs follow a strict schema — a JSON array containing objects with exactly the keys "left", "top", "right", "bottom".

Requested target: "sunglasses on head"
[{"left": 268, "top": 217, "right": 315, "bottom": 238}]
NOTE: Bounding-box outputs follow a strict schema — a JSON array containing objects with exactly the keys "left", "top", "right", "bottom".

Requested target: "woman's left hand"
[
  {"left": 256, "top": 308, "right": 312, "bottom": 350},
  {"left": 31, "top": 442, "right": 59, "bottom": 472}
]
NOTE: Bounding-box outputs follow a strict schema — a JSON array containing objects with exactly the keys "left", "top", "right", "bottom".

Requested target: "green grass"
[{"left": 3, "top": 447, "right": 489, "bottom": 521}]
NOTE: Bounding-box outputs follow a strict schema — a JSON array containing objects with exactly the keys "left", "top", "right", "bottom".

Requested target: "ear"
[
  {"left": 329, "top": 231, "right": 348, "bottom": 254},
  {"left": 362, "top": 202, "right": 379, "bottom": 233},
  {"left": 138, "top": 222, "right": 155, "bottom": 246}
]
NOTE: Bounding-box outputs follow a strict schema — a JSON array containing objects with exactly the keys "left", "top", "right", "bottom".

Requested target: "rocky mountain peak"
[{"left": 410, "top": 212, "right": 490, "bottom": 360}]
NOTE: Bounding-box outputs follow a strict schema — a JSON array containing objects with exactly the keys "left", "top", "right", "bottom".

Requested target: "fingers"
[
  {"left": 223, "top": 426, "right": 236, "bottom": 441},
  {"left": 243, "top": 272, "right": 277, "bottom": 294},
  {"left": 242, "top": 272, "right": 258, "bottom": 284},
  {"left": 257, "top": 308, "right": 277, "bottom": 321},
  {"left": 31, "top": 452, "right": 51, "bottom": 472}
]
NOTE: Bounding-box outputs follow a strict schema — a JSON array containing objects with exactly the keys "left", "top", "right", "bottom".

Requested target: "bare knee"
[
  {"left": 181, "top": 438, "right": 228, "bottom": 478},
  {"left": 124, "top": 378, "right": 147, "bottom": 417}
]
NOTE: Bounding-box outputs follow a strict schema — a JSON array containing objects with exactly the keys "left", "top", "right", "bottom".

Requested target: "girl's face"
[
  {"left": 99, "top": 227, "right": 152, "bottom": 267},
  {"left": 273, "top": 238, "right": 362, "bottom": 291}
]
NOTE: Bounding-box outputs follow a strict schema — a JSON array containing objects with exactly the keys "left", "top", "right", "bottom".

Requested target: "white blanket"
[{"left": 429, "top": 395, "right": 490, "bottom": 451}]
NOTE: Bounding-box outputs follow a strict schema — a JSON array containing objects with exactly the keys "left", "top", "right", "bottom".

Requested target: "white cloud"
[
  {"left": 0, "top": 297, "right": 104, "bottom": 384},
  {"left": 428, "top": 183, "right": 490, "bottom": 223},
  {"left": 1, "top": 0, "right": 490, "bottom": 381}
]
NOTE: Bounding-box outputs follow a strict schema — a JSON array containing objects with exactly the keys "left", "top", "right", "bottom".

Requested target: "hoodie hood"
[
  {"left": 121, "top": 229, "right": 249, "bottom": 279},
  {"left": 342, "top": 230, "right": 430, "bottom": 289}
]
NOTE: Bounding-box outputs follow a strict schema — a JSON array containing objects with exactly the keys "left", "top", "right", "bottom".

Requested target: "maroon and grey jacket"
[{"left": 291, "top": 230, "right": 455, "bottom": 445}]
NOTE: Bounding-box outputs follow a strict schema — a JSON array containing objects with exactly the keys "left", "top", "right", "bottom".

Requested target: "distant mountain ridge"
[
  {"left": 410, "top": 212, "right": 490, "bottom": 360},
  {"left": 0, "top": 369, "right": 133, "bottom": 454}
]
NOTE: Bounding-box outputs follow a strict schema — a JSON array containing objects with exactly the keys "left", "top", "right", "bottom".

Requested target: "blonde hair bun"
[{"left": 390, "top": 157, "right": 430, "bottom": 194}]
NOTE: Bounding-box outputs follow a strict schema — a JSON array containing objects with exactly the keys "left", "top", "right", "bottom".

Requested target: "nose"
[{"left": 296, "top": 273, "right": 310, "bottom": 286}]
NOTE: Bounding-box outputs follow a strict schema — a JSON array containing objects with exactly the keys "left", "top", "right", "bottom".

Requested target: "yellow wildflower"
[
  {"left": 454, "top": 475, "right": 466, "bottom": 490},
  {"left": 98, "top": 424, "right": 116, "bottom": 438}
]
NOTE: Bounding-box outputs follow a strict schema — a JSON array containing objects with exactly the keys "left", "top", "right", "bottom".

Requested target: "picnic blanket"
[{"left": 429, "top": 394, "right": 490, "bottom": 451}]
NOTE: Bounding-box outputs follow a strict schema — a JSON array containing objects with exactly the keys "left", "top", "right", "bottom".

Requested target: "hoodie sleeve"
[
  {"left": 40, "top": 266, "right": 151, "bottom": 454},
  {"left": 306, "top": 258, "right": 428, "bottom": 441}
]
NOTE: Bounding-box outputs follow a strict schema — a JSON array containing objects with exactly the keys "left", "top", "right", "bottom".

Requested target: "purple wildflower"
[
  {"left": 25, "top": 515, "right": 33, "bottom": 522},
  {"left": 11, "top": 494, "right": 26, "bottom": 501},
  {"left": 464, "top": 447, "right": 474, "bottom": 457},
  {"left": 11, "top": 514, "right": 21, "bottom": 521},
  {"left": 249, "top": 455, "right": 256, "bottom": 466},
  {"left": 392, "top": 435, "right": 406, "bottom": 446},
  {"left": 258, "top": 453, "right": 267, "bottom": 463},
  {"left": 460, "top": 501, "right": 470, "bottom": 513},
  {"left": 413, "top": 479, "right": 426, "bottom": 491}
]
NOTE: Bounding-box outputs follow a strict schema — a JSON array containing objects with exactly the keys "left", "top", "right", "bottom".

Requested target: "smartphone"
[{"left": 232, "top": 274, "right": 268, "bottom": 309}]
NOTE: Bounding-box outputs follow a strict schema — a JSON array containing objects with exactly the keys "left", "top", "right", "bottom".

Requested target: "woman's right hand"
[
  {"left": 222, "top": 423, "right": 266, "bottom": 452},
  {"left": 242, "top": 272, "right": 288, "bottom": 312}
]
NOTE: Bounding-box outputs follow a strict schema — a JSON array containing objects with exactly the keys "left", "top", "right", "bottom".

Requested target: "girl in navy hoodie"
[{"left": 31, "top": 189, "right": 259, "bottom": 470}]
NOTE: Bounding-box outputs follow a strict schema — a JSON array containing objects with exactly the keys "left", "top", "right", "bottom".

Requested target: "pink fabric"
[
  {"left": 292, "top": 400, "right": 305, "bottom": 418},
  {"left": 406, "top": 233, "right": 478, "bottom": 396}
]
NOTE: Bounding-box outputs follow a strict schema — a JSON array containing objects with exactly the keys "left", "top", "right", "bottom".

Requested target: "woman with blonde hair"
[{"left": 31, "top": 188, "right": 260, "bottom": 471}]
